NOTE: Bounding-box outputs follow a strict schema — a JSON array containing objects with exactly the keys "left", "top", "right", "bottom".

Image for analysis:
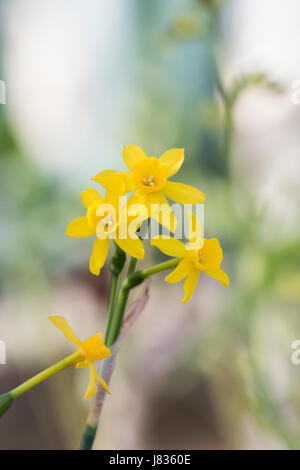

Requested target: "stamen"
[
  {"left": 100, "top": 215, "right": 114, "bottom": 228},
  {"left": 142, "top": 175, "right": 156, "bottom": 187}
]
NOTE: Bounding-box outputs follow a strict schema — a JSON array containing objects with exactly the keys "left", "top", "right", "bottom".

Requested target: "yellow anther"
[
  {"left": 142, "top": 175, "right": 156, "bottom": 187},
  {"left": 100, "top": 215, "right": 114, "bottom": 229}
]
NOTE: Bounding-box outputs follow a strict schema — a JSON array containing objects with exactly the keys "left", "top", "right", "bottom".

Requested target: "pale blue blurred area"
[
  {"left": 2, "top": 0, "right": 217, "bottom": 182},
  {"left": 3, "top": 0, "right": 136, "bottom": 179}
]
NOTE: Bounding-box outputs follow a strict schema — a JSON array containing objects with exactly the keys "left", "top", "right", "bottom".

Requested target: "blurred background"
[{"left": 0, "top": 0, "right": 300, "bottom": 450}]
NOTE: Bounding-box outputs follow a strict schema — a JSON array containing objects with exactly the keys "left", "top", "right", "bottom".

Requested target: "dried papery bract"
[{"left": 87, "top": 283, "right": 150, "bottom": 430}]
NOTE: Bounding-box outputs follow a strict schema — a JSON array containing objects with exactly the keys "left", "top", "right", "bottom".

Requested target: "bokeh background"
[{"left": 1, "top": 0, "right": 300, "bottom": 450}]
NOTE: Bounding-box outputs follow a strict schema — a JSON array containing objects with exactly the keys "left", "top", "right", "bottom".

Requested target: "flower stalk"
[
  {"left": 140, "top": 258, "right": 181, "bottom": 279},
  {"left": 11, "top": 352, "right": 81, "bottom": 399},
  {"left": 0, "top": 351, "right": 82, "bottom": 418},
  {"left": 79, "top": 256, "right": 182, "bottom": 450},
  {"left": 106, "top": 258, "right": 181, "bottom": 347},
  {"left": 104, "top": 244, "right": 126, "bottom": 343},
  {"left": 80, "top": 255, "right": 138, "bottom": 450}
]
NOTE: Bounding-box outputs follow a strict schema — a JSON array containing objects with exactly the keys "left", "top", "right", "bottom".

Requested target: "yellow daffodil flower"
[
  {"left": 66, "top": 187, "right": 144, "bottom": 275},
  {"left": 93, "top": 145, "right": 205, "bottom": 233},
  {"left": 151, "top": 212, "right": 229, "bottom": 302},
  {"left": 49, "top": 316, "right": 111, "bottom": 398}
]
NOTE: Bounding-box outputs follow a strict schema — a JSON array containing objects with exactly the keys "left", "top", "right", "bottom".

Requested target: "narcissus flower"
[
  {"left": 151, "top": 212, "right": 229, "bottom": 302},
  {"left": 66, "top": 187, "right": 144, "bottom": 275},
  {"left": 93, "top": 145, "right": 205, "bottom": 233},
  {"left": 49, "top": 316, "right": 111, "bottom": 398}
]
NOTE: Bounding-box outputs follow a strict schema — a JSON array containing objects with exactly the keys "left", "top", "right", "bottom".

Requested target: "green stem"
[
  {"left": 105, "top": 257, "right": 138, "bottom": 348},
  {"left": 11, "top": 351, "right": 81, "bottom": 398},
  {"left": 80, "top": 256, "right": 181, "bottom": 450},
  {"left": 105, "top": 282, "right": 131, "bottom": 347},
  {"left": 140, "top": 258, "right": 181, "bottom": 279},
  {"left": 0, "top": 351, "right": 82, "bottom": 419},
  {"left": 128, "top": 256, "right": 138, "bottom": 275},
  {"left": 79, "top": 423, "right": 97, "bottom": 450},
  {"left": 104, "top": 273, "right": 118, "bottom": 344},
  {"left": 208, "top": 35, "right": 233, "bottom": 180},
  {"left": 80, "top": 251, "right": 132, "bottom": 450},
  {"left": 106, "top": 257, "right": 181, "bottom": 347},
  {"left": 104, "top": 244, "right": 127, "bottom": 344}
]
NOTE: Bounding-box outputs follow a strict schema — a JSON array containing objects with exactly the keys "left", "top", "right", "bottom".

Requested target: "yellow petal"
[
  {"left": 163, "top": 181, "right": 205, "bottom": 204},
  {"left": 159, "top": 148, "right": 184, "bottom": 177},
  {"left": 125, "top": 191, "right": 150, "bottom": 223},
  {"left": 92, "top": 170, "right": 126, "bottom": 195},
  {"left": 165, "top": 258, "right": 193, "bottom": 283},
  {"left": 203, "top": 268, "right": 229, "bottom": 287},
  {"left": 124, "top": 194, "right": 149, "bottom": 233},
  {"left": 81, "top": 333, "right": 111, "bottom": 361},
  {"left": 66, "top": 217, "right": 95, "bottom": 238},
  {"left": 81, "top": 188, "right": 102, "bottom": 209},
  {"left": 125, "top": 190, "right": 175, "bottom": 231},
  {"left": 182, "top": 269, "right": 200, "bottom": 303},
  {"left": 122, "top": 171, "right": 136, "bottom": 192},
  {"left": 123, "top": 144, "right": 147, "bottom": 171},
  {"left": 103, "top": 191, "right": 124, "bottom": 213},
  {"left": 151, "top": 236, "right": 186, "bottom": 258},
  {"left": 96, "top": 375, "right": 110, "bottom": 394},
  {"left": 188, "top": 211, "right": 203, "bottom": 249},
  {"left": 48, "top": 316, "right": 81, "bottom": 346},
  {"left": 130, "top": 190, "right": 154, "bottom": 215},
  {"left": 126, "top": 190, "right": 148, "bottom": 208},
  {"left": 150, "top": 193, "right": 177, "bottom": 233},
  {"left": 115, "top": 236, "right": 144, "bottom": 259},
  {"left": 85, "top": 362, "right": 98, "bottom": 399},
  {"left": 119, "top": 192, "right": 148, "bottom": 237},
  {"left": 75, "top": 359, "right": 88, "bottom": 369},
  {"left": 89, "top": 237, "right": 110, "bottom": 275},
  {"left": 133, "top": 157, "right": 167, "bottom": 193},
  {"left": 200, "top": 238, "right": 223, "bottom": 269},
  {"left": 128, "top": 191, "right": 177, "bottom": 232}
]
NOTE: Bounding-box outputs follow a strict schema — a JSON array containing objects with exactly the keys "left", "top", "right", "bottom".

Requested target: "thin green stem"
[
  {"left": 104, "top": 273, "right": 118, "bottom": 345},
  {"left": 80, "top": 256, "right": 181, "bottom": 450},
  {"left": 127, "top": 256, "right": 138, "bottom": 275},
  {"left": 105, "top": 283, "right": 130, "bottom": 347},
  {"left": 106, "top": 257, "right": 181, "bottom": 347},
  {"left": 0, "top": 351, "right": 82, "bottom": 419},
  {"left": 207, "top": 33, "right": 233, "bottom": 180},
  {"left": 140, "top": 258, "right": 181, "bottom": 279},
  {"left": 11, "top": 351, "right": 81, "bottom": 399},
  {"left": 104, "top": 244, "right": 127, "bottom": 344},
  {"left": 79, "top": 423, "right": 97, "bottom": 450},
  {"left": 80, "top": 249, "right": 130, "bottom": 450},
  {"left": 105, "top": 257, "right": 138, "bottom": 347}
]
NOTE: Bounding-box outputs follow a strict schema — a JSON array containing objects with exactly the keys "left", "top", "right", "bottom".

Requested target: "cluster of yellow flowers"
[
  {"left": 67, "top": 144, "right": 229, "bottom": 303},
  {"left": 0, "top": 144, "right": 229, "bottom": 423},
  {"left": 39, "top": 145, "right": 231, "bottom": 402}
]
